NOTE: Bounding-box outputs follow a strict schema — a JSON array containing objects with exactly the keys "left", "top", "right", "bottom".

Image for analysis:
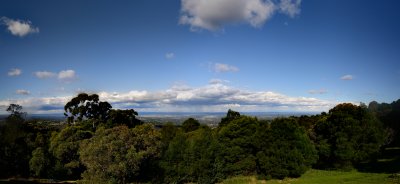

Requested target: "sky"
[{"left": 1, "top": 0, "right": 400, "bottom": 114}]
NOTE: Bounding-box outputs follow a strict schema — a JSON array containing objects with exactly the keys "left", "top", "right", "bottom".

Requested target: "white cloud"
[
  {"left": 308, "top": 89, "right": 327, "bottom": 95},
  {"left": 1, "top": 17, "right": 39, "bottom": 37},
  {"left": 0, "top": 96, "right": 70, "bottom": 114},
  {"left": 58, "top": 70, "right": 76, "bottom": 81},
  {"left": 341, "top": 75, "right": 353, "bottom": 80},
  {"left": 165, "top": 52, "right": 175, "bottom": 59},
  {"left": 0, "top": 82, "right": 340, "bottom": 114},
  {"left": 8, "top": 68, "right": 22, "bottom": 76},
  {"left": 35, "top": 71, "right": 56, "bottom": 79},
  {"left": 213, "top": 63, "right": 239, "bottom": 73},
  {"left": 101, "top": 83, "right": 337, "bottom": 112},
  {"left": 179, "top": 0, "right": 302, "bottom": 31},
  {"left": 16, "top": 89, "right": 30, "bottom": 95},
  {"left": 34, "top": 70, "right": 76, "bottom": 82},
  {"left": 279, "top": 0, "right": 301, "bottom": 18},
  {"left": 209, "top": 78, "right": 230, "bottom": 84}
]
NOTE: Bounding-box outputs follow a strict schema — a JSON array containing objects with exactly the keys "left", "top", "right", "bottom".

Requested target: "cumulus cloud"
[
  {"left": 33, "top": 70, "right": 77, "bottom": 82},
  {"left": 1, "top": 17, "right": 39, "bottom": 37},
  {"left": 0, "top": 83, "right": 339, "bottom": 114},
  {"left": 16, "top": 89, "right": 30, "bottom": 95},
  {"left": 35, "top": 71, "right": 56, "bottom": 79},
  {"left": 341, "top": 75, "right": 353, "bottom": 80},
  {"left": 179, "top": 0, "right": 301, "bottom": 31},
  {"left": 308, "top": 89, "right": 327, "bottom": 95},
  {"left": 101, "top": 83, "right": 335, "bottom": 112},
  {"left": 8, "top": 68, "right": 22, "bottom": 76},
  {"left": 279, "top": 0, "right": 301, "bottom": 18},
  {"left": 165, "top": 52, "right": 175, "bottom": 59},
  {"left": 58, "top": 70, "right": 76, "bottom": 80},
  {"left": 213, "top": 63, "right": 239, "bottom": 73}
]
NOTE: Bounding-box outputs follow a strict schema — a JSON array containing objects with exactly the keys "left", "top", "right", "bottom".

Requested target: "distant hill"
[
  {"left": 1, "top": 111, "right": 320, "bottom": 124},
  {"left": 138, "top": 111, "right": 319, "bottom": 125}
]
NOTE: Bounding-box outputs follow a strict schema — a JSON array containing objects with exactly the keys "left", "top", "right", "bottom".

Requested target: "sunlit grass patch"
[{"left": 221, "top": 169, "right": 395, "bottom": 184}]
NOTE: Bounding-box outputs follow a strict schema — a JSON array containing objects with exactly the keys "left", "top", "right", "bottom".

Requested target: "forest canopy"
[{"left": 0, "top": 93, "right": 396, "bottom": 183}]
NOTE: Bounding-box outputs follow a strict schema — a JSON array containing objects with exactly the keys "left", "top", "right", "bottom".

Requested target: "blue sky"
[{"left": 1, "top": 0, "right": 399, "bottom": 114}]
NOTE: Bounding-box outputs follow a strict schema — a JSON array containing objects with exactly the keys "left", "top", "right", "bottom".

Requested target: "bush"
[
  {"left": 255, "top": 118, "right": 317, "bottom": 179},
  {"left": 79, "top": 124, "right": 161, "bottom": 183}
]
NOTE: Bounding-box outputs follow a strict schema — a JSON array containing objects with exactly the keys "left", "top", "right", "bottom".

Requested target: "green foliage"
[
  {"left": 64, "top": 93, "right": 112, "bottom": 124},
  {"left": 369, "top": 100, "right": 400, "bottom": 146},
  {"left": 182, "top": 117, "right": 200, "bottom": 132},
  {"left": 0, "top": 109, "right": 58, "bottom": 179},
  {"left": 0, "top": 104, "right": 31, "bottom": 178},
  {"left": 160, "top": 126, "right": 223, "bottom": 184},
  {"left": 29, "top": 147, "right": 49, "bottom": 177},
  {"left": 6, "top": 103, "right": 26, "bottom": 122},
  {"left": 49, "top": 125, "right": 92, "bottom": 179},
  {"left": 79, "top": 124, "right": 161, "bottom": 183},
  {"left": 160, "top": 130, "right": 189, "bottom": 183},
  {"left": 160, "top": 122, "right": 179, "bottom": 151},
  {"left": 0, "top": 100, "right": 396, "bottom": 182},
  {"left": 314, "top": 103, "right": 386, "bottom": 169},
  {"left": 106, "top": 109, "right": 141, "bottom": 128},
  {"left": 255, "top": 118, "right": 317, "bottom": 179},
  {"left": 220, "top": 109, "right": 241, "bottom": 127},
  {"left": 217, "top": 116, "right": 259, "bottom": 176}
]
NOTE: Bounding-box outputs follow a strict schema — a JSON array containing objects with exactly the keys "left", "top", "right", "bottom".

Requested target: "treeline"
[
  {"left": 0, "top": 93, "right": 398, "bottom": 184},
  {"left": 368, "top": 99, "right": 400, "bottom": 146}
]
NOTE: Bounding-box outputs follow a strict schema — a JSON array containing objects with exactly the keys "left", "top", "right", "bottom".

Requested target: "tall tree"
[
  {"left": 219, "top": 109, "right": 241, "bottom": 127},
  {"left": 64, "top": 93, "right": 112, "bottom": 127},
  {"left": 255, "top": 118, "right": 317, "bottom": 179},
  {"left": 107, "top": 109, "right": 141, "bottom": 128},
  {"left": 217, "top": 116, "right": 259, "bottom": 176},
  {"left": 369, "top": 99, "right": 400, "bottom": 146},
  {"left": 0, "top": 104, "right": 30, "bottom": 177},
  {"left": 160, "top": 126, "right": 223, "bottom": 184},
  {"left": 314, "top": 103, "right": 386, "bottom": 169},
  {"left": 182, "top": 118, "right": 200, "bottom": 132},
  {"left": 6, "top": 103, "right": 26, "bottom": 122}
]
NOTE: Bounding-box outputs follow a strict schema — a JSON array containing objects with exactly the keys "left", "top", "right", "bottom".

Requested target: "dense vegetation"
[{"left": 0, "top": 93, "right": 398, "bottom": 183}]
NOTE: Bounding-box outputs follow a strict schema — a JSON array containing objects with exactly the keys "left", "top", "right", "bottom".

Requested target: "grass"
[
  {"left": 222, "top": 147, "right": 400, "bottom": 184},
  {"left": 221, "top": 169, "right": 399, "bottom": 184},
  {"left": 0, "top": 178, "right": 76, "bottom": 183}
]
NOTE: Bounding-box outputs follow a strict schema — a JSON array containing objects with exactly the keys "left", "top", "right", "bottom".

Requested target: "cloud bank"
[
  {"left": 179, "top": 0, "right": 301, "bottom": 31},
  {"left": 1, "top": 17, "right": 39, "bottom": 37},
  {"left": 0, "top": 82, "right": 337, "bottom": 114}
]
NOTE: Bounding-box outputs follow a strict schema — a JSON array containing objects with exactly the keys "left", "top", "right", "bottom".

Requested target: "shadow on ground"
[{"left": 356, "top": 147, "right": 400, "bottom": 174}]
